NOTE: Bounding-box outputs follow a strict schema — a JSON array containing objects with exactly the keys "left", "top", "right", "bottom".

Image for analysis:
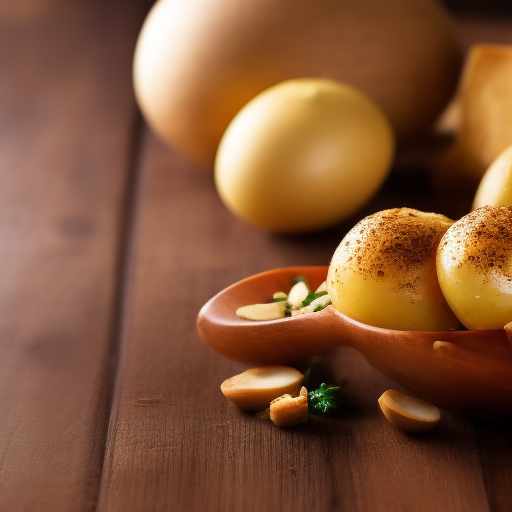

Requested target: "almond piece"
[
  {"left": 378, "top": 389, "right": 440, "bottom": 433},
  {"left": 287, "top": 280, "right": 309, "bottom": 308},
  {"left": 236, "top": 301, "right": 287, "bottom": 321},
  {"left": 221, "top": 366, "right": 304, "bottom": 411},
  {"left": 270, "top": 386, "right": 309, "bottom": 427}
]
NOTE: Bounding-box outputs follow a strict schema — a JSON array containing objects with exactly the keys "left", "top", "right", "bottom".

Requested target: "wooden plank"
[
  {"left": 474, "top": 420, "right": 512, "bottom": 512},
  {"left": 97, "top": 132, "right": 496, "bottom": 512},
  {"left": 0, "top": 1, "right": 148, "bottom": 511}
]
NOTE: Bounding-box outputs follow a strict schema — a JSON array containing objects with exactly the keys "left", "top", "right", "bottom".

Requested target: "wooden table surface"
[{"left": 1, "top": 2, "right": 511, "bottom": 511}]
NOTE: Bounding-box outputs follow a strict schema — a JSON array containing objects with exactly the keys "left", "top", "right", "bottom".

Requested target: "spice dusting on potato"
[
  {"left": 437, "top": 205, "right": 512, "bottom": 330},
  {"left": 341, "top": 208, "right": 452, "bottom": 286},
  {"left": 327, "top": 208, "right": 459, "bottom": 331}
]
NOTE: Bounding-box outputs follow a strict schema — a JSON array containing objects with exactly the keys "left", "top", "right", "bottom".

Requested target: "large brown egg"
[{"left": 133, "top": 0, "right": 461, "bottom": 166}]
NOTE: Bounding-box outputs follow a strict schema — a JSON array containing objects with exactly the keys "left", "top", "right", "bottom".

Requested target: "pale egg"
[{"left": 214, "top": 78, "right": 395, "bottom": 233}]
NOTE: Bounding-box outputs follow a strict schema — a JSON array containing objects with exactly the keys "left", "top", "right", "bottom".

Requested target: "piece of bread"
[{"left": 437, "top": 44, "right": 512, "bottom": 182}]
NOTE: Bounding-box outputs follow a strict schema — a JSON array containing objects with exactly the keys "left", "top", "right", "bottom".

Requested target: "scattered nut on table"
[
  {"left": 220, "top": 365, "right": 304, "bottom": 411},
  {"left": 270, "top": 387, "right": 309, "bottom": 427},
  {"left": 378, "top": 389, "right": 441, "bottom": 433}
]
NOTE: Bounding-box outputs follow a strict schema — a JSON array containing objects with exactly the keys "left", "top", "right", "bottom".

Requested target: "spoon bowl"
[{"left": 197, "top": 266, "right": 512, "bottom": 418}]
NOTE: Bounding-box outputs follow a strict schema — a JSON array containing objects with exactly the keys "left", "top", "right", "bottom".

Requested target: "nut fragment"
[
  {"left": 272, "top": 291, "right": 288, "bottom": 301},
  {"left": 287, "top": 280, "right": 309, "bottom": 308},
  {"left": 221, "top": 366, "right": 304, "bottom": 411},
  {"left": 236, "top": 301, "right": 287, "bottom": 321},
  {"left": 378, "top": 389, "right": 440, "bottom": 433},
  {"left": 270, "top": 386, "right": 309, "bottom": 427}
]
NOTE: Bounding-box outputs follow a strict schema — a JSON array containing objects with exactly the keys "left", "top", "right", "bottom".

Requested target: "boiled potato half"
[
  {"left": 327, "top": 208, "right": 460, "bottom": 331},
  {"left": 437, "top": 206, "right": 512, "bottom": 330},
  {"left": 215, "top": 78, "right": 395, "bottom": 233}
]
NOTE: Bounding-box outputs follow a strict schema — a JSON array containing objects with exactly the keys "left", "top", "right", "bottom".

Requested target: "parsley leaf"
[
  {"left": 308, "top": 383, "right": 342, "bottom": 415},
  {"left": 302, "top": 290, "right": 328, "bottom": 307}
]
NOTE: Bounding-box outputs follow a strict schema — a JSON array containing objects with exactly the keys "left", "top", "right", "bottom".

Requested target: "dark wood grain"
[{"left": 0, "top": 1, "right": 148, "bottom": 511}]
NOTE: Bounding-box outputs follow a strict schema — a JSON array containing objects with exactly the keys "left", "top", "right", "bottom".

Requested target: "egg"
[
  {"left": 133, "top": 0, "right": 461, "bottom": 166},
  {"left": 214, "top": 78, "right": 394, "bottom": 233},
  {"left": 327, "top": 208, "right": 460, "bottom": 331},
  {"left": 436, "top": 206, "right": 512, "bottom": 330}
]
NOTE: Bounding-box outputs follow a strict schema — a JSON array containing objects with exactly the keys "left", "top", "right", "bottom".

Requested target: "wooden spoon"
[{"left": 197, "top": 266, "right": 512, "bottom": 419}]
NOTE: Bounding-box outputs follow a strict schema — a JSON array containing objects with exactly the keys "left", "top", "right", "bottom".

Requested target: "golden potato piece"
[
  {"left": 327, "top": 208, "right": 459, "bottom": 331},
  {"left": 436, "top": 206, "right": 512, "bottom": 330}
]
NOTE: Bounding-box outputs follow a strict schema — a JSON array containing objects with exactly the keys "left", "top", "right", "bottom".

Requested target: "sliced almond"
[
  {"left": 378, "top": 389, "right": 440, "bottom": 433},
  {"left": 315, "top": 281, "right": 328, "bottom": 293},
  {"left": 287, "top": 280, "right": 309, "bottom": 308},
  {"left": 270, "top": 386, "right": 309, "bottom": 427},
  {"left": 272, "top": 291, "right": 288, "bottom": 301},
  {"left": 236, "top": 301, "right": 287, "bottom": 321},
  {"left": 221, "top": 366, "right": 304, "bottom": 411}
]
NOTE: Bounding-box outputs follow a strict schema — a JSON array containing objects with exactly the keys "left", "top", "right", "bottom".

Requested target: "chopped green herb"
[
  {"left": 313, "top": 300, "right": 331, "bottom": 312},
  {"left": 302, "top": 290, "right": 328, "bottom": 307},
  {"left": 308, "top": 383, "right": 342, "bottom": 415},
  {"left": 237, "top": 276, "right": 330, "bottom": 322}
]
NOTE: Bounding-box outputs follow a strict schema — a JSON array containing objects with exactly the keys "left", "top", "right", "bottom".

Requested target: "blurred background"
[{"left": 1, "top": 2, "right": 512, "bottom": 512}]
